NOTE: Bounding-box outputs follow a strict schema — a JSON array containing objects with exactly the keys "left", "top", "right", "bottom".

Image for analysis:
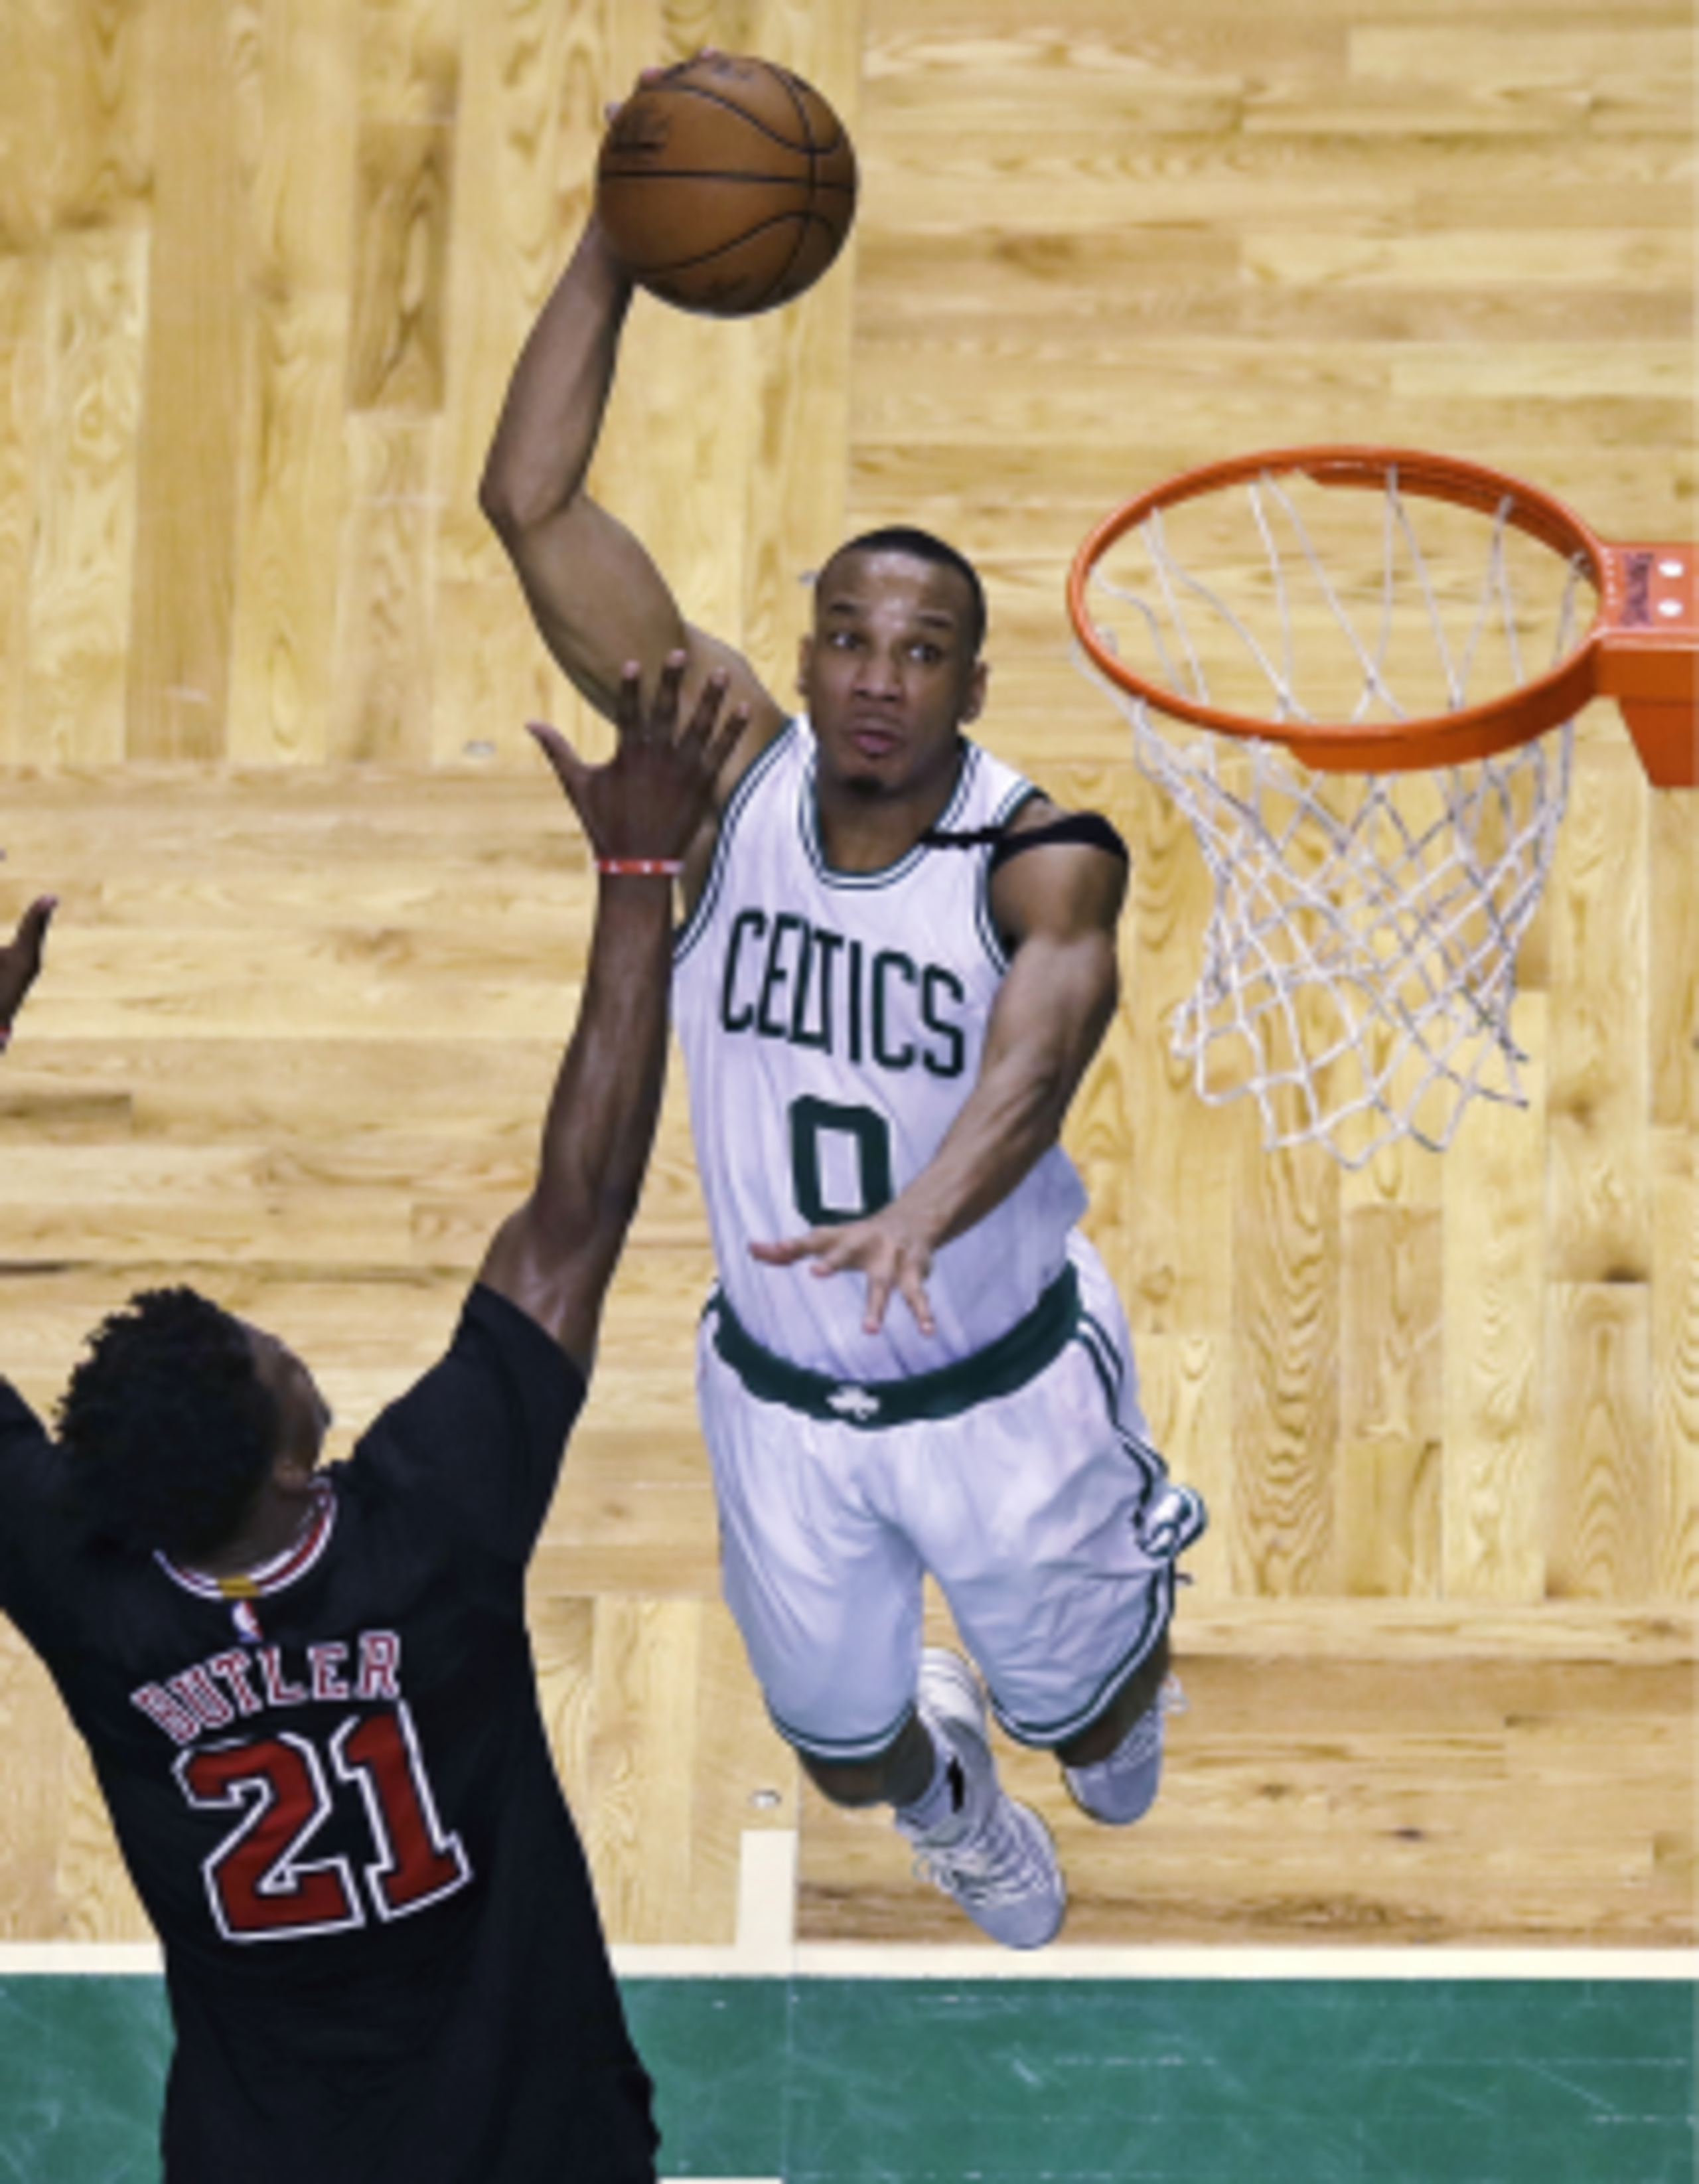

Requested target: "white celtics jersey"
[{"left": 674, "top": 717, "right": 1089, "bottom": 1381}]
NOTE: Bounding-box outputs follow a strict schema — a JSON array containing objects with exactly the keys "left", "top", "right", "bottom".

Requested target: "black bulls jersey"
[{"left": 0, "top": 1286, "right": 656, "bottom": 2183}]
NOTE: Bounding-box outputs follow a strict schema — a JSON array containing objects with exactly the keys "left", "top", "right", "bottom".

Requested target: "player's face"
[
  {"left": 798, "top": 550, "right": 988, "bottom": 808},
  {"left": 241, "top": 1324, "right": 332, "bottom": 1479}
]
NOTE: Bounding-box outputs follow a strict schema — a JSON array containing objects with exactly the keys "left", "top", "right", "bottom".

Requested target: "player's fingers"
[
  {"left": 621, "top": 60, "right": 680, "bottom": 104},
  {"left": 611, "top": 661, "right": 645, "bottom": 740},
  {"left": 0, "top": 895, "right": 56, "bottom": 1029},
  {"left": 680, "top": 668, "right": 731, "bottom": 751},
  {"left": 14, "top": 896, "right": 56, "bottom": 958},
  {"left": 702, "top": 700, "right": 750, "bottom": 779},
  {"left": 853, "top": 1264, "right": 893, "bottom": 1336},
  {"left": 748, "top": 1233, "right": 818, "bottom": 1267},
  {"left": 641, "top": 650, "right": 687, "bottom": 743},
  {"left": 897, "top": 1261, "right": 936, "bottom": 1338},
  {"left": 528, "top": 720, "right": 589, "bottom": 801}
]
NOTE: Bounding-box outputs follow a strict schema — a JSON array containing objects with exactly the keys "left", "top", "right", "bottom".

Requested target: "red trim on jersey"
[{"left": 155, "top": 1480, "right": 337, "bottom": 1602}]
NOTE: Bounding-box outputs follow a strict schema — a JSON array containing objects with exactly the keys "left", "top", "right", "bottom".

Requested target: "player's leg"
[
  {"left": 1053, "top": 1623, "right": 1175, "bottom": 1824},
  {"left": 909, "top": 1237, "right": 1205, "bottom": 1829},
  {"left": 1059, "top": 1624, "right": 1171, "bottom": 1767},
  {"left": 798, "top": 1712, "right": 936, "bottom": 1808},
  {"left": 792, "top": 1643, "right": 1064, "bottom": 1950},
  {"left": 696, "top": 1312, "right": 929, "bottom": 1775},
  {"left": 697, "top": 1308, "right": 1066, "bottom": 1948},
  {"left": 887, "top": 1645, "right": 1066, "bottom": 1949},
  {"left": 932, "top": 1462, "right": 1190, "bottom": 1831}
]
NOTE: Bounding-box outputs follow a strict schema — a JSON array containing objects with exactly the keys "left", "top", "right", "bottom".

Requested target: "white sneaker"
[{"left": 895, "top": 1649, "right": 1065, "bottom": 1950}]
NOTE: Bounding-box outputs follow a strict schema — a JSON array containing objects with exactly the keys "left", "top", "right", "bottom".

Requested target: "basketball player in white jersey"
[{"left": 481, "top": 204, "right": 1206, "bottom": 1948}]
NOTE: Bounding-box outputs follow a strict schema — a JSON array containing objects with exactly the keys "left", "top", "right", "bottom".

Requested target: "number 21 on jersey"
[{"left": 177, "top": 1702, "right": 471, "bottom": 1943}]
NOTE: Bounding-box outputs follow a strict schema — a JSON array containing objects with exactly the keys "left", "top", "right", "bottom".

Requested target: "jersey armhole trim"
[
  {"left": 673, "top": 718, "right": 800, "bottom": 965},
  {"left": 976, "top": 783, "right": 1047, "bottom": 974}
]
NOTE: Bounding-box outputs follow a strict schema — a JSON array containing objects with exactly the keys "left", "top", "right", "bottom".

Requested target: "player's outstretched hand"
[
  {"left": 529, "top": 652, "right": 745, "bottom": 869},
  {"left": 0, "top": 886, "right": 56, "bottom": 1048},
  {"left": 751, "top": 1207, "right": 938, "bottom": 1340}
]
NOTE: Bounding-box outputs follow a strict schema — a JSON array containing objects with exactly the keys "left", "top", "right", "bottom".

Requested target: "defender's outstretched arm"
[{"left": 478, "top": 658, "right": 745, "bottom": 1369}]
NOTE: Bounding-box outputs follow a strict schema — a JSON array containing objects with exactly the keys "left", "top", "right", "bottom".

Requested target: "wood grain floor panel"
[{"left": 0, "top": 0, "right": 1691, "bottom": 1951}]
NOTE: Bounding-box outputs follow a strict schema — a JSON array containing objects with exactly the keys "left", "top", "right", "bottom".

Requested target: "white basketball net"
[{"left": 1078, "top": 466, "right": 1590, "bottom": 1166}]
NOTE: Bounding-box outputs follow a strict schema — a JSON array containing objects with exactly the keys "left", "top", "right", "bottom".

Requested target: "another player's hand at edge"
[
  {"left": 0, "top": 876, "right": 56, "bottom": 1050},
  {"left": 529, "top": 653, "right": 746, "bottom": 867},
  {"left": 751, "top": 1211, "right": 938, "bottom": 1340}
]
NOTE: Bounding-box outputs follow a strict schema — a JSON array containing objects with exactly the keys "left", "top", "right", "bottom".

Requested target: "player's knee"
[
  {"left": 1061, "top": 1699, "right": 1167, "bottom": 1826},
  {"left": 800, "top": 1750, "right": 891, "bottom": 1808},
  {"left": 799, "top": 1713, "right": 935, "bottom": 1810}
]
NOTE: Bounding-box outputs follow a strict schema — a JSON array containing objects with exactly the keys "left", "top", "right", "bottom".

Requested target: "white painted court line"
[
  {"left": 3, "top": 1942, "right": 1688, "bottom": 1980},
  {"left": 733, "top": 1827, "right": 798, "bottom": 1972},
  {"left": 3, "top": 1833, "right": 1692, "bottom": 1982},
  {"left": 605, "top": 1833, "right": 1699, "bottom": 1982},
  {"left": 612, "top": 1830, "right": 798, "bottom": 1978},
  {"left": 782, "top": 1944, "right": 1699, "bottom": 1982},
  {"left": 0, "top": 1943, "right": 163, "bottom": 1974}
]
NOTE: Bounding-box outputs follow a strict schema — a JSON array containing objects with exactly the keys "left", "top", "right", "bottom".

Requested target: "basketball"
[{"left": 595, "top": 54, "right": 857, "bottom": 319}]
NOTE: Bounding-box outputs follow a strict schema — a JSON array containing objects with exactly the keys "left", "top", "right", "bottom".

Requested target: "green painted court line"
[{"left": 0, "top": 1974, "right": 1690, "bottom": 2182}]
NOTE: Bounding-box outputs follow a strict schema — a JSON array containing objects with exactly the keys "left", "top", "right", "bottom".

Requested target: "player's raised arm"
[
  {"left": 0, "top": 886, "right": 56, "bottom": 1053},
  {"left": 478, "top": 656, "right": 745, "bottom": 1372},
  {"left": 479, "top": 212, "right": 781, "bottom": 759},
  {"left": 751, "top": 818, "right": 1127, "bottom": 1336}
]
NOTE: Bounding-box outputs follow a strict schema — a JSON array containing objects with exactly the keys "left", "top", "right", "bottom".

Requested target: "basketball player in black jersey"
[{"left": 0, "top": 661, "right": 742, "bottom": 2183}]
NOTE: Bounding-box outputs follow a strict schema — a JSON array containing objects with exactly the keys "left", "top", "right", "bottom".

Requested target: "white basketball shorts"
[{"left": 695, "top": 1233, "right": 1206, "bottom": 1761}]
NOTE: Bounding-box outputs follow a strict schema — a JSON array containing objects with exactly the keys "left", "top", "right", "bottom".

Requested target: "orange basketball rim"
[{"left": 1067, "top": 445, "right": 1697, "bottom": 785}]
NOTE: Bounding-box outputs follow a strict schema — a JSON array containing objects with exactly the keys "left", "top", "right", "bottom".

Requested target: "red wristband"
[{"left": 596, "top": 858, "right": 682, "bottom": 876}]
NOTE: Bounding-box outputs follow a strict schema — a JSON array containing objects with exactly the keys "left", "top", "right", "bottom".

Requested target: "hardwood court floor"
[
  {"left": 798, "top": 1600, "right": 1696, "bottom": 1950},
  {"left": 0, "top": 0, "right": 1694, "bottom": 1976},
  {"left": 0, "top": 770, "right": 1692, "bottom": 1957}
]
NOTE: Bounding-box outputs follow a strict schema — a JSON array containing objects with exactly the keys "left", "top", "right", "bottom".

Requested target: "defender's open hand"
[{"left": 529, "top": 653, "right": 745, "bottom": 869}]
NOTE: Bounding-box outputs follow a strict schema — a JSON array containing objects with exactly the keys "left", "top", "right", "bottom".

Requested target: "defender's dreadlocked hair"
[
  {"left": 56, "top": 1287, "right": 279, "bottom": 1560},
  {"left": 818, "top": 526, "right": 988, "bottom": 657}
]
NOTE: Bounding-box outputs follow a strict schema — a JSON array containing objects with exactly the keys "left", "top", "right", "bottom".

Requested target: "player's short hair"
[
  {"left": 818, "top": 526, "right": 988, "bottom": 657},
  {"left": 56, "top": 1287, "right": 279, "bottom": 1560}
]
